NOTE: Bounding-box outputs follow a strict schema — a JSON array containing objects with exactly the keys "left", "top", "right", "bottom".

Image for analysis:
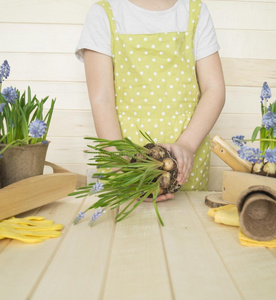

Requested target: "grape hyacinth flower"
[
  {"left": 0, "top": 60, "right": 10, "bottom": 83},
  {"left": 262, "top": 110, "right": 276, "bottom": 130},
  {"left": 29, "top": 119, "right": 47, "bottom": 138},
  {"left": 237, "top": 146, "right": 263, "bottom": 164},
  {"left": 88, "top": 182, "right": 104, "bottom": 195},
  {"left": 88, "top": 207, "right": 106, "bottom": 227},
  {"left": 0, "top": 103, "right": 6, "bottom": 113},
  {"left": 1, "top": 86, "right": 18, "bottom": 104},
  {"left": 73, "top": 212, "right": 86, "bottom": 225},
  {"left": 265, "top": 149, "right": 276, "bottom": 164},
  {"left": 260, "top": 82, "right": 272, "bottom": 101},
  {"left": 232, "top": 135, "right": 246, "bottom": 147}
]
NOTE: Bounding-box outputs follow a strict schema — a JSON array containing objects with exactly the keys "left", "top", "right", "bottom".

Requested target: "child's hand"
[
  {"left": 144, "top": 193, "right": 174, "bottom": 203},
  {"left": 158, "top": 142, "right": 194, "bottom": 185}
]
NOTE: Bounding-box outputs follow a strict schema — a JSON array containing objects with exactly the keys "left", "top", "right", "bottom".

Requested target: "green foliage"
[
  {"left": 0, "top": 87, "right": 55, "bottom": 153},
  {"left": 69, "top": 135, "right": 167, "bottom": 225}
]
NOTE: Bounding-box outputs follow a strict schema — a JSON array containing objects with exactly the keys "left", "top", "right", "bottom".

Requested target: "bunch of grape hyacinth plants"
[
  {"left": 232, "top": 82, "right": 276, "bottom": 177},
  {"left": 70, "top": 132, "right": 182, "bottom": 226},
  {"left": 0, "top": 60, "right": 55, "bottom": 156}
]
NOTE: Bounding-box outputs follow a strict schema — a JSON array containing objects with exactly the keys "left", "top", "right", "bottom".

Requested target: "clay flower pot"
[
  {"left": 237, "top": 185, "right": 276, "bottom": 241},
  {"left": 0, "top": 142, "right": 49, "bottom": 188}
]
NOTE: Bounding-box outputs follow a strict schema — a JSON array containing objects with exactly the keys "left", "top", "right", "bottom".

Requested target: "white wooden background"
[{"left": 0, "top": 0, "right": 275, "bottom": 191}]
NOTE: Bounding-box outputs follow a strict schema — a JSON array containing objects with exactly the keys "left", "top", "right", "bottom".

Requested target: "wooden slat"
[
  {"left": 0, "top": 196, "right": 86, "bottom": 300},
  {"left": 187, "top": 191, "right": 276, "bottom": 300},
  {"left": 222, "top": 58, "right": 276, "bottom": 88},
  {"left": 209, "top": 166, "right": 233, "bottom": 192},
  {"left": 3, "top": 83, "right": 274, "bottom": 113},
  {"left": 217, "top": 30, "right": 276, "bottom": 60},
  {"left": 102, "top": 202, "right": 172, "bottom": 300},
  {"left": 1, "top": 0, "right": 275, "bottom": 31},
  {"left": 2, "top": 53, "right": 85, "bottom": 82},
  {"left": 45, "top": 110, "right": 261, "bottom": 138},
  {"left": 0, "top": 0, "right": 95, "bottom": 24},
  {"left": 222, "top": 86, "right": 276, "bottom": 114},
  {"left": 6, "top": 81, "right": 90, "bottom": 110},
  {"left": 0, "top": 23, "right": 82, "bottom": 53},
  {"left": 2, "top": 23, "right": 276, "bottom": 60},
  {"left": 3, "top": 53, "right": 276, "bottom": 87},
  {"left": 206, "top": 0, "right": 276, "bottom": 30},
  {"left": 30, "top": 195, "right": 117, "bottom": 300},
  {"left": 158, "top": 192, "right": 242, "bottom": 299}
]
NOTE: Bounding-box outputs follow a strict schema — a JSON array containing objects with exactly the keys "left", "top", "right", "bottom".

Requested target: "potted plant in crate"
[
  {"left": 232, "top": 82, "right": 276, "bottom": 177},
  {"left": 0, "top": 60, "right": 55, "bottom": 187}
]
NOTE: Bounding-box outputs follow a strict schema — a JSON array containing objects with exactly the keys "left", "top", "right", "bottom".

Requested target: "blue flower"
[
  {"left": 88, "top": 207, "right": 106, "bottom": 227},
  {"left": 73, "top": 212, "right": 85, "bottom": 225},
  {"left": 29, "top": 119, "right": 47, "bottom": 138},
  {"left": 260, "top": 82, "right": 271, "bottom": 101},
  {"left": 238, "top": 146, "right": 263, "bottom": 163},
  {"left": 1, "top": 87, "right": 18, "bottom": 104},
  {"left": 232, "top": 135, "right": 246, "bottom": 147},
  {"left": 88, "top": 182, "right": 104, "bottom": 195},
  {"left": 262, "top": 111, "right": 276, "bottom": 129},
  {"left": 265, "top": 149, "right": 276, "bottom": 163},
  {"left": 0, "top": 103, "right": 6, "bottom": 113},
  {"left": 0, "top": 60, "right": 10, "bottom": 83}
]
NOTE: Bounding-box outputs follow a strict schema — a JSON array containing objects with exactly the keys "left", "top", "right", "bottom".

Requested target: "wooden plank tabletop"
[{"left": 1, "top": 191, "right": 276, "bottom": 300}]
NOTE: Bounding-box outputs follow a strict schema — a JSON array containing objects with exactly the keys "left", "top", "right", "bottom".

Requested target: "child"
[{"left": 75, "top": 0, "right": 225, "bottom": 201}]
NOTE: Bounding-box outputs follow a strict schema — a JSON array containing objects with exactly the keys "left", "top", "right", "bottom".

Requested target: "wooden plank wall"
[{"left": 0, "top": 0, "right": 275, "bottom": 191}]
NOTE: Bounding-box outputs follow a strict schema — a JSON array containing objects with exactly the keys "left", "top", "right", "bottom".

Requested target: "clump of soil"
[{"left": 132, "top": 143, "right": 181, "bottom": 195}]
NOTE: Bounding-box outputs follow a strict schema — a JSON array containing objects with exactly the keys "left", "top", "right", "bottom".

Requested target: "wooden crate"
[
  {"left": 222, "top": 170, "right": 276, "bottom": 204},
  {"left": 0, "top": 162, "right": 86, "bottom": 220}
]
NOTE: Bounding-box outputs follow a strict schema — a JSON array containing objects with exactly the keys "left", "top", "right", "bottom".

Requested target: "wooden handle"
[
  {"left": 45, "top": 161, "right": 87, "bottom": 188},
  {"left": 211, "top": 135, "right": 252, "bottom": 173}
]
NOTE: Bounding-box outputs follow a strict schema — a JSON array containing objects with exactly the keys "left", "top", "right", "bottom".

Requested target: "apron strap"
[
  {"left": 188, "top": 0, "right": 202, "bottom": 36},
  {"left": 96, "top": 1, "right": 118, "bottom": 55}
]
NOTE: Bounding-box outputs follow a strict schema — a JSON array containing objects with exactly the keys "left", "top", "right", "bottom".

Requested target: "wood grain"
[
  {"left": 0, "top": 173, "right": 77, "bottom": 220},
  {"left": 158, "top": 192, "right": 242, "bottom": 299},
  {"left": 187, "top": 191, "right": 276, "bottom": 300},
  {"left": 102, "top": 202, "right": 173, "bottom": 300},
  {"left": 30, "top": 195, "right": 117, "bottom": 300},
  {"left": 0, "top": 196, "right": 86, "bottom": 299}
]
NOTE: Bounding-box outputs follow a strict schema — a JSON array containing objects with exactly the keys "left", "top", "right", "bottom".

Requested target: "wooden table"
[{"left": 1, "top": 191, "right": 276, "bottom": 300}]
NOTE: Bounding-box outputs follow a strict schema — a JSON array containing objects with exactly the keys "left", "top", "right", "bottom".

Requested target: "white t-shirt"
[{"left": 75, "top": 0, "right": 219, "bottom": 62}]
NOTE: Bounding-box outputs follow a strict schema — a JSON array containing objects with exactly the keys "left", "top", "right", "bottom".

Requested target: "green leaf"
[{"left": 251, "top": 126, "right": 261, "bottom": 142}]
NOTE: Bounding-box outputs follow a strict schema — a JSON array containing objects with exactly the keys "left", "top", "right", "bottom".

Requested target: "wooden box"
[{"left": 222, "top": 170, "right": 276, "bottom": 204}]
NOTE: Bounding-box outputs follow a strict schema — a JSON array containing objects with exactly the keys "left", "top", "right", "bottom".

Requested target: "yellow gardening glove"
[
  {"left": 238, "top": 229, "right": 276, "bottom": 247},
  {"left": 0, "top": 216, "right": 63, "bottom": 243},
  {"left": 208, "top": 205, "right": 239, "bottom": 227}
]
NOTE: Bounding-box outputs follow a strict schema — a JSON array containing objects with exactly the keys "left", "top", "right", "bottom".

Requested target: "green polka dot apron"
[{"left": 97, "top": 0, "right": 210, "bottom": 191}]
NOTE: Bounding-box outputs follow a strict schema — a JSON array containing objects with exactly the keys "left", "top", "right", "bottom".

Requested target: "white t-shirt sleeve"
[
  {"left": 75, "top": 1, "right": 219, "bottom": 62},
  {"left": 194, "top": 3, "right": 220, "bottom": 61},
  {"left": 75, "top": 4, "right": 112, "bottom": 62}
]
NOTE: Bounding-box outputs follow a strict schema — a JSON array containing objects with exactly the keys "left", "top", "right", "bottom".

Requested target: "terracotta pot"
[
  {"left": 0, "top": 142, "right": 49, "bottom": 188},
  {"left": 236, "top": 185, "right": 276, "bottom": 241}
]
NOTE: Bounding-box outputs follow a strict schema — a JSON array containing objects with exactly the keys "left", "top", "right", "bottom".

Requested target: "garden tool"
[
  {"left": 211, "top": 135, "right": 252, "bottom": 173},
  {"left": 208, "top": 204, "right": 276, "bottom": 247},
  {"left": 0, "top": 216, "right": 63, "bottom": 243},
  {"left": 206, "top": 135, "right": 276, "bottom": 207}
]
